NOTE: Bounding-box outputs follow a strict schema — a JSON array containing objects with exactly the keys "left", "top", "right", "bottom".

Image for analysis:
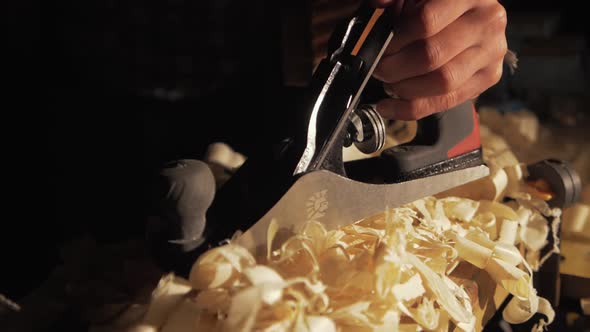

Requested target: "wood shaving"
[
  {"left": 118, "top": 190, "right": 556, "bottom": 332},
  {"left": 0, "top": 293, "right": 21, "bottom": 312},
  {"left": 101, "top": 110, "right": 570, "bottom": 332}
]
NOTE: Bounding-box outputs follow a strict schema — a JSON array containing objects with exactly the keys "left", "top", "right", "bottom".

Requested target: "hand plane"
[{"left": 150, "top": 4, "right": 489, "bottom": 275}]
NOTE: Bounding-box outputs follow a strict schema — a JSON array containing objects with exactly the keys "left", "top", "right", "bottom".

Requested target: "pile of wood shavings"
[
  {"left": 105, "top": 132, "right": 558, "bottom": 332},
  {"left": 112, "top": 199, "right": 555, "bottom": 332},
  {"left": 84, "top": 115, "right": 569, "bottom": 332}
]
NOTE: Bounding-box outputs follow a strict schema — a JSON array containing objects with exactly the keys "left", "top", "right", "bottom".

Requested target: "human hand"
[{"left": 371, "top": 0, "right": 508, "bottom": 120}]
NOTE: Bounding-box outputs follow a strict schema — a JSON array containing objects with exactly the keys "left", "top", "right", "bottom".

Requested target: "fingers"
[
  {"left": 375, "top": 3, "right": 506, "bottom": 84},
  {"left": 387, "top": 40, "right": 504, "bottom": 99},
  {"left": 376, "top": 63, "right": 504, "bottom": 120},
  {"left": 383, "top": 46, "right": 484, "bottom": 99},
  {"left": 374, "top": 5, "right": 489, "bottom": 83},
  {"left": 385, "top": 0, "right": 473, "bottom": 54},
  {"left": 383, "top": 2, "right": 507, "bottom": 99},
  {"left": 372, "top": 0, "right": 508, "bottom": 120}
]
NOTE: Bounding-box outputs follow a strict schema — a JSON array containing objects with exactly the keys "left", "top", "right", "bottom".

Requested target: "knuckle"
[
  {"left": 441, "top": 90, "right": 459, "bottom": 111},
  {"left": 483, "top": 35, "right": 508, "bottom": 61},
  {"left": 437, "top": 65, "right": 459, "bottom": 92},
  {"left": 494, "top": 36, "right": 508, "bottom": 57},
  {"left": 488, "top": 4, "right": 508, "bottom": 30},
  {"left": 482, "top": 63, "right": 503, "bottom": 89},
  {"left": 490, "top": 62, "right": 504, "bottom": 85},
  {"left": 420, "top": 39, "right": 443, "bottom": 70},
  {"left": 417, "top": 3, "right": 439, "bottom": 37}
]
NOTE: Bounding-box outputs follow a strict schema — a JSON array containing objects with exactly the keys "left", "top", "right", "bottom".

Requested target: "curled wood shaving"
[
  {"left": 0, "top": 293, "right": 21, "bottom": 312},
  {"left": 115, "top": 114, "right": 565, "bottom": 332},
  {"left": 124, "top": 190, "right": 556, "bottom": 332},
  {"left": 504, "top": 50, "right": 519, "bottom": 74}
]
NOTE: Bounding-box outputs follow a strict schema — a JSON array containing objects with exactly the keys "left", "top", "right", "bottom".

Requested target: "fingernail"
[{"left": 383, "top": 84, "right": 400, "bottom": 99}]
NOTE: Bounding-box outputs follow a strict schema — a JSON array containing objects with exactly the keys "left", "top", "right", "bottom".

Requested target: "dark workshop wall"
[
  {"left": 479, "top": 0, "right": 589, "bottom": 124},
  {"left": 30, "top": 0, "right": 289, "bottom": 303},
  {"left": 48, "top": 0, "right": 286, "bottom": 238}
]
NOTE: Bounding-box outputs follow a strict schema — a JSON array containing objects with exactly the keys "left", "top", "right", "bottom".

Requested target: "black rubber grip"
[{"left": 380, "top": 101, "right": 482, "bottom": 182}]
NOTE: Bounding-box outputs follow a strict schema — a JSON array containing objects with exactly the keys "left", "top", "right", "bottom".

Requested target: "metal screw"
[{"left": 347, "top": 104, "right": 386, "bottom": 154}]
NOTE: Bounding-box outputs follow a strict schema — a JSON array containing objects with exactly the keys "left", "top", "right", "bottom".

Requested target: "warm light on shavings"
[
  {"left": 111, "top": 121, "right": 562, "bottom": 332},
  {"left": 121, "top": 189, "right": 556, "bottom": 332}
]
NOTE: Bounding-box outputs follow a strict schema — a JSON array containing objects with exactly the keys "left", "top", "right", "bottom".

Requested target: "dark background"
[{"left": 5, "top": 0, "right": 589, "bottom": 311}]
